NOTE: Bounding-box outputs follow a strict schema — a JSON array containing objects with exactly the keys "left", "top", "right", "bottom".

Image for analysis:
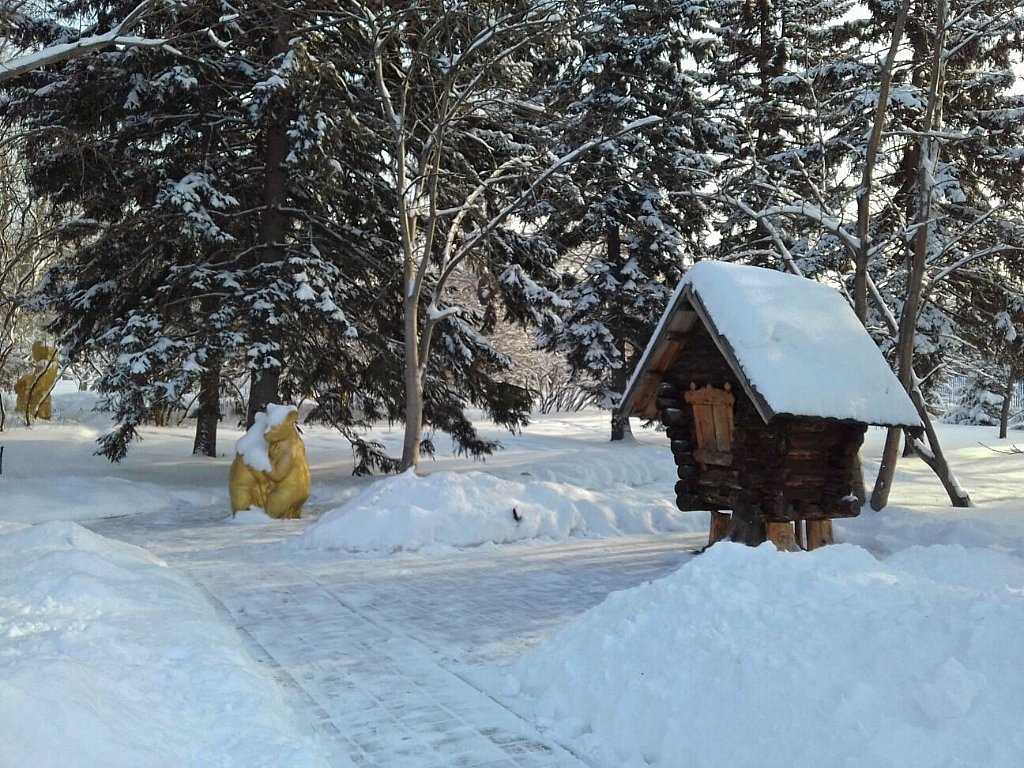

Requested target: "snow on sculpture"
[{"left": 229, "top": 404, "right": 311, "bottom": 519}]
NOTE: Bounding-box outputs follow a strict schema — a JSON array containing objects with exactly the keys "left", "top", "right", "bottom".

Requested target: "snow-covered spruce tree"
[
  {"left": 698, "top": 0, "right": 873, "bottom": 280},
  {"left": 941, "top": 263, "right": 1024, "bottom": 436},
  {"left": 535, "top": 0, "right": 721, "bottom": 441},
  {"left": 4, "top": 2, "right": 370, "bottom": 459},
  {"left": 944, "top": 374, "right": 1005, "bottom": 426},
  {"left": 351, "top": 1, "right": 601, "bottom": 471}
]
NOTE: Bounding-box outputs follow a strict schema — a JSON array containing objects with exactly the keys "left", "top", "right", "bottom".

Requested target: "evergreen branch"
[{"left": 0, "top": 0, "right": 163, "bottom": 83}]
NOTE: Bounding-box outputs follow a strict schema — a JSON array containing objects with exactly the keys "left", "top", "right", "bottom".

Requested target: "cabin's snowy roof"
[{"left": 622, "top": 261, "right": 922, "bottom": 428}]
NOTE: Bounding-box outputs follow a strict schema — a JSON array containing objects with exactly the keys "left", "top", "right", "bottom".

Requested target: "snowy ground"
[{"left": 1, "top": 388, "right": 1023, "bottom": 767}]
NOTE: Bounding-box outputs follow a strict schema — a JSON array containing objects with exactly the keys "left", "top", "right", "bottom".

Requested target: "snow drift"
[
  {"left": 0, "top": 521, "right": 330, "bottom": 768},
  {"left": 297, "top": 469, "right": 703, "bottom": 554},
  {"left": 508, "top": 541, "right": 1024, "bottom": 768}
]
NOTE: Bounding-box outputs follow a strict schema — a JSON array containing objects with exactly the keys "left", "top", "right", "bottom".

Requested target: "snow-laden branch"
[
  {"left": 437, "top": 115, "right": 663, "bottom": 289},
  {"left": 0, "top": 0, "right": 163, "bottom": 83},
  {"left": 675, "top": 190, "right": 817, "bottom": 277},
  {"left": 927, "top": 243, "right": 1024, "bottom": 290},
  {"left": 764, "top": 203, "right": 862, "bottom": 256}
]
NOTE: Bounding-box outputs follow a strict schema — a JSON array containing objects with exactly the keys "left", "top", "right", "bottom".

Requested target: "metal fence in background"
[{"left": 939, "top": 375, "right": 1024, "bottom": 413}]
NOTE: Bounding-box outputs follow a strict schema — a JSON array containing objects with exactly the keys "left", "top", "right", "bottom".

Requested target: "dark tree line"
[{"left": 4, "top": 0, "right": 1024, "bottom": 503}]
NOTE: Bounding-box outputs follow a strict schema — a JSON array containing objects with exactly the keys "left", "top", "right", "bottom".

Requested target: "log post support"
[
  {"left": 765, "top": 522, "right": 799, "bottom": 551},
  {"left": 708, "top": 511, "right": 731, "bottom": 546},
  {"left": 805, "top": 519, "right": 834, "bottom": 550}
]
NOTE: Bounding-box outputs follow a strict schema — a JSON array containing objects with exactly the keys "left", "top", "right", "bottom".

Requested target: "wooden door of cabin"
[
  {"left": 684, "top": 383, "right": 735, "bottom": 469},
  {"left": 685, "top": 382, "right": 736, "bottom": 546}
]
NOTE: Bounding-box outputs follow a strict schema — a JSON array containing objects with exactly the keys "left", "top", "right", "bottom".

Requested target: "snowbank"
[
  {"left": 508, "top": 542, "right": 1024, "bottom": 768},
  {"left": 297, "top": 469, "right": 704, "bottom": 554},
  {"left": 0, "top": 521, "right": 331, "bottom": 768},
  {"left": 0, "top": 475, "right": 219, "bottom": 523},
  {"left": 837, "top": 504, "right": 1024, "bottom": 559}
]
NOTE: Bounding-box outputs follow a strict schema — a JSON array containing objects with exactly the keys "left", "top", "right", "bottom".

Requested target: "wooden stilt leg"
[
  {"left": 794, "top": 519, "right": 806, "bottom": 550},
  {"left": 805, "top": 519, "right": 834, "bottom": 550},
  {"left": 708, "top": 511, "right": 731, "bottom": 547},
  {"left": 765, "top": 522, "right": 798, "bottom": 551},
  {"left": 727, "top": 502, "right": 766, "bottom": 546}
]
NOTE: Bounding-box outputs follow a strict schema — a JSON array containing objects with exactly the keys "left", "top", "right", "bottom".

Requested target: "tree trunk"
[
  {"left": 907, "top": 386, "right": 970, "bottom": 507},
  {"left": 192, "top": 352, "right": 221, "bottom": 457},
  {"left": 400, "top": 294, "right": 423, "bottom": 472},
  {"left": 999, "top": 369, "right": 1015, "bottom": 439},
  {"left": 870, "top": 428, "right": 902, "bottom": 510},
  {"left": 870, "top": 250, "right": 926, "bottom": 510},
  {"left": 246, "top": 364, "right": 280, "bottom": 428},
  {"left": 607, "top": 224, "right": 633, "bottom": 442},
  {"left": 610, "top": 410, "right": 633, "bottom": 442},
  {"left": 0, "top": 342, "right": 10, "bottom": 431},
  {"left": 871, "top": 3, "right": 947, "bottom": 511},
  {"left": 610, "top": 354, "right": 633, "bottom": 442},
  {"left": 245, "top": 11, "right": 291, "bottom": 429},
  {"left": 854, "top": 0, "right": 911, "bottom": 325}
]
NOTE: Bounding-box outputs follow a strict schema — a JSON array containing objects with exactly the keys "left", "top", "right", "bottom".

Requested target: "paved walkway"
[{"left": 88, "top": 505, "right": 701, "bottom": 767}]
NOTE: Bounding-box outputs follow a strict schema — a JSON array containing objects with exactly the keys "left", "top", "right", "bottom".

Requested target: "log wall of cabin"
[
  {"left": 656, "top": 321, "right": 868, "bottom": 522},
  {"left": 656, "top": 323, "right": 746, "bottom": 513},
  {"left": 732, "top": 418, "right": 866, "bottom": 520}
]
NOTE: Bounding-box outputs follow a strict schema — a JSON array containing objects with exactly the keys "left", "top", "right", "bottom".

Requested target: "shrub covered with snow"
[{"left": 943, "top": 376, "right": 1005, "bottom": 425}]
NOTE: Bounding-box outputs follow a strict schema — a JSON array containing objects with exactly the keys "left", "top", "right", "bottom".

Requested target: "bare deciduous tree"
[{"left": 359, "top": 1, "right": 659, "bottom": 470}]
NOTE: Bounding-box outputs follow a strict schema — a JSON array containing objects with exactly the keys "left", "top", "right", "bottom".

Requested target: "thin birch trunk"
[
  {"left": 400, "top": 293, "right": 423, "bottom": 472},
  {"left": 855, "top": 0, "right": 912, "bottom": 324},
  {"left": 871, "top": 0, "right": 971, "bottom": 510}
]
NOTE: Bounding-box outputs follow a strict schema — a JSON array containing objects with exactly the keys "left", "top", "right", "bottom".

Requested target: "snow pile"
[
  {"left": 1, "top": 388, "right": 107, "bottom": 426},
  {"left": 298, "top": 469, "right": 703, "bottom": 554},
  {"left": 48, "top": 388, "right": 107, "bottom": 423},
  {"left": 494, "top": 441, "right": 676, "bottom": 490},
  {"left": 235, "top": 411, "right": 273, "bottom": 471},
  {"left": 508, "top": 542, "right": 1024, "bottom": 768},
  {"left": 0, "top": 521, "right": 331, "bottom": 768}
]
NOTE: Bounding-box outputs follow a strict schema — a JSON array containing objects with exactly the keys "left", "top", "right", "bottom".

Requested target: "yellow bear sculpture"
[
  {"left": 229, "top": 404, "right": 311, "bottom": 519},
  {"left": 14, "top": 341, "right": 59, "bottom": 421}
]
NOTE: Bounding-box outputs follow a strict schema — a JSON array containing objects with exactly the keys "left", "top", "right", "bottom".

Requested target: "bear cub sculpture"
[
  {"left": 15, "top": 341, "right": 59, "bottom": 421},
  {"left": 229, "top": 404, "right": 311, "bottom": 519}
]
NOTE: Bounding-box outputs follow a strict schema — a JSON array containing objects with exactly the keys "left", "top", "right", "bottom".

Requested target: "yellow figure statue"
[
  {"left": 229, "top": 404, "right": 311, "bottom": 519},
  {"left": 14, "top": 341, "right": 59, "bottom": 421}
]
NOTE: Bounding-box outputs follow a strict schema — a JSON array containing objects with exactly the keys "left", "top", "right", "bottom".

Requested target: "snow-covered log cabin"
[{"left": 620, "top": 261, "right": 922, "bottom": 549}]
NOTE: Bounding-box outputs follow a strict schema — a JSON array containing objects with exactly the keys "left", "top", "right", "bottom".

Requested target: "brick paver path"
[{"left": 89, "top": 505, "right": 701, "bottom": 767}]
